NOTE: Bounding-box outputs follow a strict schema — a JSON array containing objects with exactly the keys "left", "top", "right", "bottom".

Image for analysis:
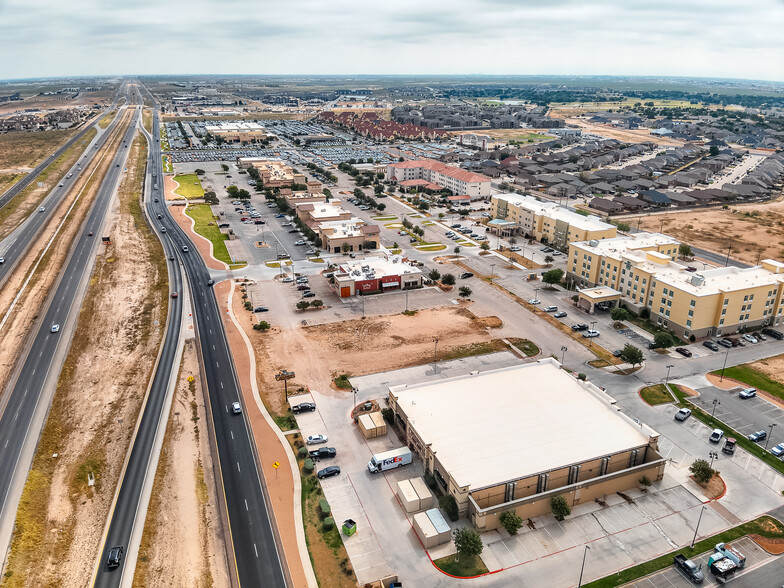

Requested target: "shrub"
[
  {"left": 577, "top": 373, "right": 587, "bottom": 381},
  {"left": 319, "top": 499, "right": 331, "bottom": 519},
  {"left": 423, "top": 473, "right": 436, "bottom": 489},
  {"left": 441, "top": 273, "right": 456, "bottom": 286},
  {"left": 381, "top": 407, "right": 394, "bottom": 423},
  {"left": 296, "top": 300, "right": 310, "bottom": 310},
  {"left": 610, "top": 307, "right": 629, "bottom": 321},
  {"left": 428, "top": 269, "right": 441, "bottom": 281},
  {"left": 640, "top": 307, "right": 650, "bottom": 319},
  {"left": 542, "top": 268, "right": 564, "bottom": 285},
  {"left": 653, "top": 331, "right": 675, "bottom": 349},
  {"left": 322, "top": 517, "right": 334, "bottom": 531},
  {"left": 439, "top": 494, "right": 459, "bottom": 522},
  {"left": 689, "top": 459, "right": 714, "bottom": 485},
  {"left": 499, "top": 510, "right": 524, "bottom": 535},
  {"left": 550, "top": 495, "right": 571, "bottom": 521},
  {"left": 310, "top": 299, "right": 323, "bottom": 308},
  {"left": 303, "top": 458, "right": 314, "bottom": 474},
  {"left": 690, "top": 334, "right": 696, "bottom": 343},
  {"left": 297, "top": 446, "right": 308, "bottom": 459}
]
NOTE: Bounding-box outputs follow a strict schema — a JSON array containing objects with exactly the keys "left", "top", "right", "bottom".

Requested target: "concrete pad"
[
  {"left": 518, "top": 529, "right": 549, "bottom": 559},
  {"left": 487, "top": 540, "right": 520, "bottom": 568},
  {"left": 546, "top": 522, "right": 577, "bottom": 550},
  {"left": 613, "top": 522, "right": 675, "bottom": 561}
]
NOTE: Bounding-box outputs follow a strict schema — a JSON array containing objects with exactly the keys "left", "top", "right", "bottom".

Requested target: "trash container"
[{"left": 342, "top": 519, "right": 357, "bottom": 536}]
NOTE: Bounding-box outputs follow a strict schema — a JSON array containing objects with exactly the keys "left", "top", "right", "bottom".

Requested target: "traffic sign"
[{"left": 272, "top": 461, "right": 280, "bottom": 469}]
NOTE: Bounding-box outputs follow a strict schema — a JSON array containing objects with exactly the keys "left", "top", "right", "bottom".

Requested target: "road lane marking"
[
  {"left": 230, "top": 430, "right": 234, "bottom": 439},
  {"left": 237, "top": 462, "right": 241, "bottom": 473},
  {"left": 245, "top": 499, "right": 248, "bottom": 511},
  {"left": 254, "top": 543, "right": 258, "bottom": 558}
]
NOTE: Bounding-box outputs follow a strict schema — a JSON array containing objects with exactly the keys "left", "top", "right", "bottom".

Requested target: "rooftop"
[
  {"left": 651, "top": 261, "right": 784, "bottom": 297},
  {"left": 390, "top": 360, "right": 653, "bottom": 492},
  {"left": 337, "top": 254, "right": 421, "bottom": 280},
  {"left": 572, "top": 232, "right": 679, "bottom": 261},
  {"left": 319, "top": 218, "right": 370, "bottom": 239},
  {"left": 388, "top": 159, "right": 490, "bottom": 184},
  {"left": 494, "top": 193, "right": 615, "bottom": 233}
]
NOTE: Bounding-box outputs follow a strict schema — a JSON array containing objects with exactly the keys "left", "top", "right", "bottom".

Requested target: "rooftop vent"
[{"left": 690, "top": 275, "right": 705, "bottom": 286}]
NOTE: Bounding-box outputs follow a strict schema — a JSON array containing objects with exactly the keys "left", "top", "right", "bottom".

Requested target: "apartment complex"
[
  {"left": 236, "top": 158, "right": 306, "bottom": 188},
  {"left": 386, "top": 160, "right": 491, "bottom": 200},
  {"left": 388, "top": 361, "right": 665, "bottom": 531},
  {"left": 568, "top": 233, "right": 784, "bottom": 338},
  {"left": 490, "top": 194, "right": 617, "bottom": 248}
]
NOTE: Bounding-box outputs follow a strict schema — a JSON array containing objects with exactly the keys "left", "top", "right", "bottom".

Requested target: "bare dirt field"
[
  {"left": 562, "top": 118, "right": 683, "bottom": 146},
  {"left": 134, "top": 340, "right": 230, "bottom": 588},
  {"left": 3, "top": 132, "right": 169, "bottom": 587},
  {"left": 0, "top": 129, "right": 78, "bottom": 170},
  {"left": 635, "top": 196, "right": 784, "bottom": 265},
  {"left": 0, "top": 92, "right": 111, "bottom": 118}
]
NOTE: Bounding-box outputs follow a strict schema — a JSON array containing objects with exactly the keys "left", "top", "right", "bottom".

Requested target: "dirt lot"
[
  {"left": 0, "top": 129, "right": 82, "bottom": 171},
  {"left": 2, "top": 132, "right": 169, "bottom": 587},
  {"left": 635, "top": 196, "right": 784, "bottom": 265},
  {"left": 561, "top": 118, "right": 683, "bottom": 146},
  {"left": 134, "top": 340, "right": 230, "bottom": 588}
]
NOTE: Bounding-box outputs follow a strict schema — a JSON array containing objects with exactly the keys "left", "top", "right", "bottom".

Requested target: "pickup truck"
[
  {"left": 309, "top": 447, "right": 336, "bottom": 459},
  {"left": 673, "top": 554, "right": 704, "bottom": 584}
]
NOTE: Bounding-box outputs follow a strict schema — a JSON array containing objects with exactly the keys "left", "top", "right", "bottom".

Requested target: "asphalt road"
[
  {"left": 94, "top": 99, "right": 286, "bottom": 587},
  {"left": 0, "top": 82, "right": 128, "bottom": 210},
  {"left": 0, "top": 88, "right": 135, "bottom": 286},
  {"left": 0, "top": 105, "right": 144, "bottom": 562}
]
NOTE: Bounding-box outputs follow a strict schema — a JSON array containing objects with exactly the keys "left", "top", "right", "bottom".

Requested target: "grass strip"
[
  {"left": 640, "top": 384, "right": 675, "bottom": 405},
  {"left": 710, "top": 364, "right": 784, "bottom": 402},
  {"left": 185, "top": 203, "right": 244, "bottom": 267},
  {"left": 583, "top": 516, "right": 783, "bottom": 587},
  {"left": 173, "top": 173, "right": 204, "bottom": 199},
  {"left": 433, "top": 553, "right": 489, "bottom": 577}
]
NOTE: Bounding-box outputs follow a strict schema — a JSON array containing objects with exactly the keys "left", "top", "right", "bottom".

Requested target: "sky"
[{"left": 1, "top": 0, "right": 783, "bottom": 82}]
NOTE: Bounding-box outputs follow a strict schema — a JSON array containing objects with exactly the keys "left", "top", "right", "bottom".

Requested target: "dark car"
[
  {"left": 460, "top": 272, "right": 474, "bottom": 279},
  {"left": 317, "top": 465, "right": 341, "bottom": 479},
  {"left": 571, "top": 323, "right": 589, "bottom": 331},
  {"left": 409, "top": 237, "right": 417, "bottom": 243},
  {"left": 302, "top": 291, "right": 316, "bottom": 298},
  {"left": 718, "top": 338, "right": 733, "bottom": 348},
  {"left": 296, "top": 284, "right": 310, "bottom": 291},
  {"left": 107, "top": 545, "right": 124, "bottom": 568},
  {"left": 292, "top": 402, "right": 316, "bottom": 414},
  {"left": 703, "top": 341, "right": 720, "bottom": 351},
  {"left": 451, "top": 223, "right": 461, "bottom": 229},
  {"left": 254, "top": 306, "right": 269, "bottom": 312},
  {"left": 748, "top": 430, "right": 767, "bottom": 442},
  {"left": 763, "top": 327, "right": 784, "bottom": 340},
  {"left": 613, "top": 349, "right": 623, "bottom": 357},
  {"left": 727, "top": 337, "right": 743, "bottom": 347},
  {"left": 675, "top": 347, "right": 693, "bottom": 357},
  {"left": 288, "top": 229, "right": 298, "bottom": 233},
  {"left": 207, "top": 279, "right": 215, "bottom": 286},
  {"left": 309, "top": 447, "right": 337, "bottom": 459}
]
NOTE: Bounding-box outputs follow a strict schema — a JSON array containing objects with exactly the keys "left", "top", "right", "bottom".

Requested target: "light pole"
[
  {"left": 577, "top": 545, "right": 590, "bottom": 587},
  {"left": 719, "top": 347, "right": 730, "bottom": 381},
  {"left": 708, "top": 451, "right": 718, "bottom": 468},
  {"left": 690, "top": 505, "right": 706, "bottom": 548},
  {"left": 534, "top": 287, "right": 540, "bottom": 303},
  {"left": 725, "top": 244, "right": 732, "bottom": 267},
  {"left": 711, "top": 398, "right": 721, "bottom": 417},
  {"left": 764, "top": 423, "right": 777, "bottom": 451},
  {"left": 560, "top": 346, "right": 568, "bottom": 365},
  {"left": 351, "top": 387, "right": 358, "bottom": 416},
  {"left": 664, "top": 364, "right": 674, "bottom": 391},
  {"left": 433, "top": 337, "right": 439, "bottom": 371},
  {"left": 490, "top": 264, "right": 495, "bottom": 283}
]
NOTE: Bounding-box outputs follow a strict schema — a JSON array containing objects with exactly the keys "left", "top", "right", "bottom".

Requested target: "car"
[
  {"left": 544, "top": 305, "right": 558, "bottom": 312},
  {"left": 674, "top": 408, "right": 692, "bottom": 421},
  {"left": 542, "top": 247, "right": 553, "bottom": 253},
  {"left": 317, "top": 465, "right": 341, "bottom": 479},
  {"left": 154, "top": 198, "right": 159, "bottom": 202},
  {"left": 553, "top": 311, "right": 567, "bottom": 318},
  {"left": 703, "top": 341, "right": 720, "bottom": 351},
  {"left": 296, "top": 276, "right": 309, "bottom": 282},
  {"left": 160, "top": 227, "right": 166, "bottom": 233},
  {"left": 157, "top": 214, "right": 162, "bottom": 219},
  {"left": 756, "top": 332, "right": 767, "bottom": 341},
  {"left": 168, "top": 255, "right": 174, "bottom": 261},
  {"left": 254, "top": 306, "right": 269, "bottom": 313},
  {"left": 717, "top": 338, "right": 733, "bottom": 348},
  {"left": 50, "top": 324, "right": 60, "bottom": 333},
  {"left": 58, "top": 182, "right": 64, "bottom": 187},
  {"left": 288, "top": 229, "right": 298, "bottom": 233},
  {"left": 613, "top": 349, "right": 623, "bottom": 357},
  {"left": 294, "top": 240, "right": 306, "bottom": 246},
  {"left": 451, "top": 224, "right": 461, "bottom": 229},
  {"left": 771, "top": 443, "right": 784, "bottom": 457},
  {"left": 305, "top": 249, "right": 317, "bottom": 256},
  {"left": 460, "top": 272, "right": 474, "bottom": 279},
  {"left": 39, "top": 206, "right": 45, "bottom": 212},
  {"left": 292, "top": 402, "right": 316, "bottom": 414},
  {"left": 469, "top": 233, "right": 479, "bottom": 238},
  {"left": 171, "top": 292, "right": 178, "bottom": 298},
  {"left": 571, "top": 323, "right": 589, "bottom": 331},
  {"left": 296, "top": 284, "right": 310, "bottom": 291},
  {"left": 302, "top": 291, "right": 316, "bottom": 298},
  {"left": 106, "top": 545, "right": 124, "bottom": 568},
  {"left": 728, "top": 337, "right": 744, "bottom": 347},
  {"left": 282, "top": 277, "right": 294, "bottom": 283},
  {"left": 739, "top": 387, "right": 757, "bottom": 399},
  {"left": 528, "top": 298, "right": 541, "bottom": 305},
  {"left": 763, "top": 327, "right": 784, "bottom": 340},
  {"left": 742, "top": 333, "right": 758, "bottom": 344},
  {"left": 231, "top": 401, "right": 242, "bottom": 414},
  {"left": 207, "top": 279, "right": 214, "bottom": 286},
  {"left": 309, "top": 447, "right": 336, "bottom": 459},
  {"left": 748, "top": 430, "right": 767, "bottom": 442},
  {"left": 88, "top": 231, "right": 94, "bottom": 236},
  {"left": 0, "top": 257, "right": 4, "bottom": 264},
  {"left": 409, "top": 237, "right": 418, "bottom": 243},
  {"left": 709, "top": 428, "right": 724, "bottom": 443},
  {"left": 281, "top": 222, "right": 292, "bottom": 227},
  {"left": 551, "top": 251, "right": 562, "bottom": 256},
  {"left": 307, "top": 434, "right": 328, "bottom": 445},
  {"left": 182, "top": 246, "right": 189, "bottom": 252},
  {"left": 510, "top": 246, "right": 521, "bottom": 252},
  {"left": 582, "top": 330, "right": 601, "bottom": 338},
  {"left": 685, "top": 266, "right": 697, "bottom": 272},
  {"left": 675, "top": 347, "right": 693, "bottom": 357}
]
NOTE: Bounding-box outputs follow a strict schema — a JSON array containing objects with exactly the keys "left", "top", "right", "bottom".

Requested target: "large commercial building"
[
  {"left": 295, "top": 201, "right": 352, "bottom": 228},
  {"left": 388, "top": 361, "right": 665, "bottom": 531},
  {"left": 386, "top": 160, "right": 492, "bottom": 200},
  {"left": 490, "top": 194, "right": 617, "bottom": 248},
  {"left": 317, "top": 219, "right": 380, "bottom": 253},
  {"left": 331, "top": 254, "right": 423, "bottom": 297},
  {"left": 204, "top": 121, "right": 270, "bottom": 143},
  {"left": 236, "top": 158, "right": 307, "bottom": 188},
  {"left": 568, "top": 233, "right": 784, "bottom": 338}
]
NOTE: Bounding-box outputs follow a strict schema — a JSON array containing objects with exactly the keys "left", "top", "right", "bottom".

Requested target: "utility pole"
[
  {"left": 765, "top": 423, "right": 777, "bottom": 451},
  {"left": 719, "top": 347, "right": 730, "bottom": 381},
  {"left": 560, "top": 346, "right": 568, "bottom": 365},
  {"left": 711, "top": 398, "right": 721, "bottom": 417},
  {"left": 664, "top": 364, "right": 674, "bottom": 391},
  {"left": 708, "top": 451, "right": 718, "bottom": 468},
  {"left": 690, "top": 506, "right": 706, "bottom": 548},
  {"left": 433, "top": 337, "right": 439, "bottom": 371},
  {"left": 725, "top": 244, "right": 732, "bottom": 267}
]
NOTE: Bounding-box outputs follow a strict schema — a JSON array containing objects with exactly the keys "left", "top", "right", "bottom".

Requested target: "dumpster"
[{"left": 342, "top": 519, "right": 357, "bottom": 536}]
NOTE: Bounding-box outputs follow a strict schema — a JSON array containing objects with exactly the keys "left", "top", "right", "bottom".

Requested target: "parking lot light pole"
[
  {"left": 664, "top": 364, "right": 674, "bottom": 391},
  {"left": 765, "top": 424, "right": 777, "bottom": 451},
  {"left": 577, "top": 545, "right": 590, "bottom": 587},
  {"left": 709, "top": 451, "right": 718, "bottom": 468},
  {"left": 711, "top": 398, "right": 721, "bottom": 417},
  {"left": 719, "top": 347, "right": 730, "bottom": 381},
  {"left": 561, "top": 346, "right": 568, "bottom": 365},
  {"left": 351, "top": 387, "right": 358, "bottom": 416},
  {"left": 490, "top": 264, "right": 495, "bottom": 283},
  {"left": 690, "top": 505, "right": 707, "bottom": 548},
  {"left": 433, "top": 338, "right": 439, "bottom": 369}
]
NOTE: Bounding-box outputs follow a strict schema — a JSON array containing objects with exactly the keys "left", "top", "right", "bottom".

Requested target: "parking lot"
[{"left": 627, "top": 536, "right": 772, "bottom": 588}]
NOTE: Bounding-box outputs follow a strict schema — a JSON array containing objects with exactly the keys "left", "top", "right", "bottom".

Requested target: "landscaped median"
[
  {"left": 185, "top": 203, "right": 246, "bottom": 269},
  {"left": 173, "top": 173, "right": 204, "bottom": 199},
  {"left": 669, "top": 384, "right": 784, "bottom": 476},
  {"left": 583, "top": 516, "right": 784, "bottom": 587},
  {"left": 639, "top": 384, "right": 676, "bottom": 405}
]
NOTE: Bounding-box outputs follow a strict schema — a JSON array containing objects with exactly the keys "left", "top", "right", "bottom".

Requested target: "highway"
[
  {"left": 0, "top": 82, "right": 128, "bottom": 210},
  {"left": 0, "top": 103, "right": 143, "bottom": 564},
  {"left": 93, "top": 93, "right": 287, "bottom": 587},
  {"left": 0, "top": 87, "right": 135, "bottom": 286}
]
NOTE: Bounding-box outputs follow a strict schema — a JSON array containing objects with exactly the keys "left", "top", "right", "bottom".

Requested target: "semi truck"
[
  {"left": 714, "top": 542, "right": 746, "bottom": 568},
  {"left": 367, "top": 447, "right": 412, "bottom": 474}
]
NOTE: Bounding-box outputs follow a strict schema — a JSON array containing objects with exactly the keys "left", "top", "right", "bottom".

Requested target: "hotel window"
[
  {"left": 742, "top": 305, "right": 747, "bottom": 311},
  {"left": 659, "top": 307, "right": 665, "bottom": 314},
  {"left": 690, "top": 299, "right": 695, "bottom": 307},
  {"left": 667, "top": 300, "right": 672, "bottom": 307},
  {"left": 720, "top": 319, "right": 725, "bottom": 325},
  {"left": 665, "top": 309, "right": 670, "bottom": 317},
  {"left": 686, "top": 320, "right": 692, "bottom": 327},
  {"left": 739, "top": 315, "right": 745, "bottom": 321},
  {"left": 744, "top": 295, "right": 749, "bottom": 301},
  {"left": 723, "top": 299, "right": 729, "bottom": 306},
  {"left": 642, "top": 278, "right": 647, "bottom": 285},
  {"left": 745, "top": 314, "right": 750, "bottom": 320},
  {"left": 750, "top": 294, "right": 754, "bottom": 300},
  {"left": 688, "top": 310, "right": 694, "bottom": 317},
  {"left": 721, "top": 309, "right": 726, "bottom": 315}
]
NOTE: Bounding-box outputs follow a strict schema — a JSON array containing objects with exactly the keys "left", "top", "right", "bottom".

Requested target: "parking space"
[{"left": 628, "top": 537, "right": 773, "bottom": 588}]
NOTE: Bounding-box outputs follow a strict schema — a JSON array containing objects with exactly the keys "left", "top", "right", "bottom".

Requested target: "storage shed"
[
  {"left": 396, "top": 479, "right": 420, "bottom": 513},
  {"left": 410, "top": 477, "right": 434, "bottom": 510},
  {"left": 358, "top": 411, "right": 387, "bottom": 439}
]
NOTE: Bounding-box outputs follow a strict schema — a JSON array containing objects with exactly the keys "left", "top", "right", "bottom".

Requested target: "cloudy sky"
[{"left": 1, "top": 0, "right": 783, "bottom": 81}]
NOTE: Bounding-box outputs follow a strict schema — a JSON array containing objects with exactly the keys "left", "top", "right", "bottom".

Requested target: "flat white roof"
[
  {"left": 572, "top": 232, "right": 679, "bottom": 260},
  {"left": 390, "top": 360, "right": 652, "bottom": 491},
  {"left": 494, "top": 193, "right": 615, "bottom": 232},
  {"left": 338, "top": 255, "right": 421, "bottom": 279}
]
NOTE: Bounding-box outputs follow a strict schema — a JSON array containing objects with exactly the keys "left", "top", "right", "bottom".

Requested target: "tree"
[
  {"left": 310, "top": 299, "right": 323, "bottom": 308},
  {"left": 194, "top": 168, "right": 205, "bottom": 175},
  {"left": 377, "top": 203, "right": 386, "bottom": 211},
  {"left": 542, "top": 268, "right": 564, "bottom": 285},
  {"left": 610, "top": 307, "right": 629, "bottom": 322},
  {"left": 619, "top": 344, "right": 644, "bottom": 368},
  {"left": 689, "top": 459, "right": 714, "bottom": 485},
  {"left": 452, "top": 528, "right": 483, "bottom": 562},
  {"left": 498, "top": 510, "right": 523, "bottom": 536},
  {"left": 550, "top": 495, "right": 571, "bottom": 521},
  {"left": 480, "top": 242, "right": 490, "bottom": 251},
  {"left": 544, "top": 255, "right": 554, "bottom": 264},
  {"left": 226, "top": 185, "right": 239, "bottom": 198},
  {"left": 509, "top": 237, "right": 518, "bottom": 246},
  {"left": 453, "top": 246, "right": 461, "bottom": 255},
  {"left": 221, "top": 164, "right": 229, "bottom": 172},
  {"left": 428, "top": 269, "right": 441, "bottom": 281},
  {"left": 653, "top": 331, "right": 675, "bottom": 349},
  {"left": 296, "top": 301, "right": 310, "bottom": 310},
  {"left": 459, "top": 286, "right": 472, "bottom": 299},
  {"left": 678, "top": 243, "right": 692, "bottom": 258},
  {"left": 616, "top": 221, "right": 631, "bottom": 232},
  {"left": 341, "top": 242, "right": 350, "bottom": 253},
  {"left": 709, "top": 145, "right": 720, "bottom": 156},
  {"left": 353, "top": 188, "right": 364, "bottom": 199},
  {"left": 374, "top": 184, "right": 383, "bottom": 194},
  {"left": 237, "top": 188, "right": 251, "bottom": 200},
  {"left": 257, "top": 321, "right": 271, "bottom": 331},
  {"left": 441, "top": 273, "right": 456, "bottom": 286},
  {"left": 203, "top": 190, "right": 218, "bottom": 204}
]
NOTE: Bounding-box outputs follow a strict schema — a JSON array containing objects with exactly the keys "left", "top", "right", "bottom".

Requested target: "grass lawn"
[
  {"left": 98, "top": 110, "right": 116, "bottom": 129},
  {"left": 333, "top": 374, "right": 352, "bottom": 390},
  {"left": 308, "top": 257, "right": 325, "bottom": 263},
  {"left": 584, "top": 516, "right": 783, "bottom": 587},
  {"left": 173, "top": 174, "right": 204, "bottom": 199},
  {"left": 389, "top": 249, "right": 402, "bottom": 254},
  {"left": 433, "top": 554, "right": 489, "bottom": 578},
  {"left": 441, "top": 340, "right": 508, "bottom": 361},
  {"left": 507, "top": 338, "right": 539, "bottom": 356},
  {"left": 710, "top": 364, "right": 784, "bottom": 402},
  {"left": 417, "top": 244, "right": 446, "bottom": 251},
  {"left": 372, "top": 215, "right": 397, "bottom": 221},
  {"left": 639, "top": 384, "right": 674, "bottom": 405},
  {"left": 162, "top": 155, "right": 173, "bottom": 173},
  {"left": 185, "top": 204, "right": 241, "bottom": 267}
]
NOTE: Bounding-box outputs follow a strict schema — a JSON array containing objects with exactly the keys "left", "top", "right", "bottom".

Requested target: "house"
[
  {"left": 613, "top": 195, "right": 646, "bottom": 211},
  {"left": 589, "top": 197, "right": 624, "bottom": 215},
  {"left": 637, "top": 190, "right": 671, "bottom": 207}
]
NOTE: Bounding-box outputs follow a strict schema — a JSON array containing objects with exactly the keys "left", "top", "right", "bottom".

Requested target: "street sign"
[
  {"left": 272, "top": 461, "right": 280, "bottom": 469},
  {"left": 187, "top": 376, "right": 194, "bottom": 382},
  {"left": 275, "top": 370, "right": 295, "bottom": 381}
]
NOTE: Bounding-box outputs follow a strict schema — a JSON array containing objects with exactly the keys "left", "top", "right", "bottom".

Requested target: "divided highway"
[
  {"left": 94, "top": 99, "right": 288, "bottom": 587},
  {"left": 0, "top": 105, "right": 144, "bottom": 562}
]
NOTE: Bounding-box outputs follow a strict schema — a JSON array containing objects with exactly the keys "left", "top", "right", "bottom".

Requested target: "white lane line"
[
  {"left": 237, "top": 462, "right": 241, "bottom": 473},
  {"left": 245, "top": 499, "right": 248, "bottom": 511},
  {"left": 254, "top": 543, "right": 258, "bottom": 558}
]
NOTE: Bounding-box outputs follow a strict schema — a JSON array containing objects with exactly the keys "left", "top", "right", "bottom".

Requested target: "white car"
[
  {"left": 231, "top": 401, "right": 242, "bottom": 414},
  {"left": 307, "top": 434, "right": 328, "bottom": 445},
  {"left": 582, "top": 330, "right": 600, "bottom": 338},
  {"left": 742, "top": 333, "right": 758, "bottom": 344},
  {"left": 281, "top": 277, "right": 294, "bottom": 283},
  {"left": 510, "top": 246, "right": 521, "bottom": 252},
  {"left": 50, "top": 324, "right": 60, "bottom": 333},
  {"left": 528, "top": 299, "right": 541, "bottom": 305}
]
